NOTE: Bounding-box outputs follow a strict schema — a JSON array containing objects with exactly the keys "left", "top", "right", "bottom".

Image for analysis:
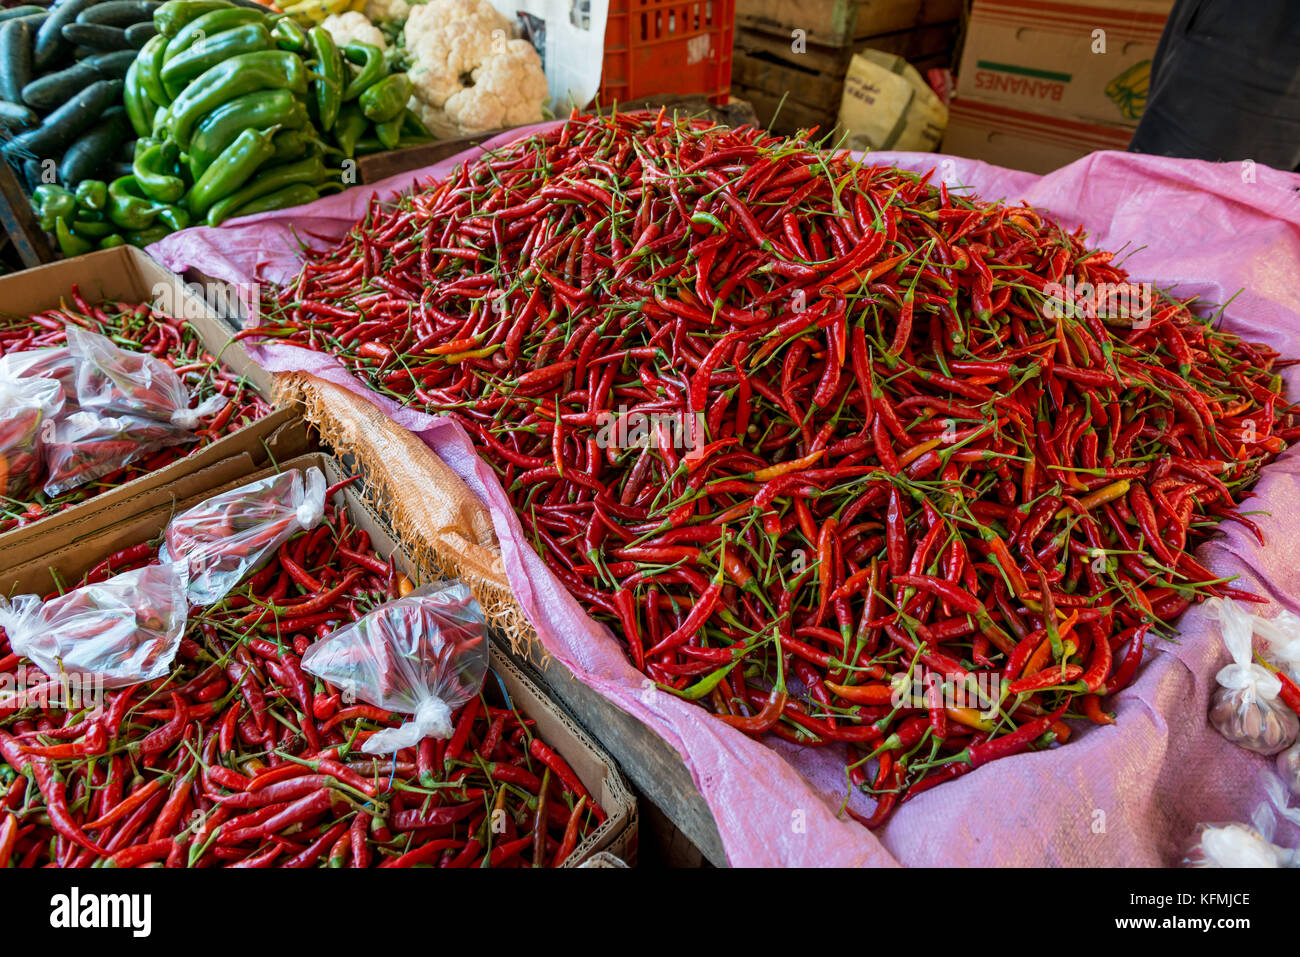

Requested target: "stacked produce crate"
[
  {"left": 943, "top": 0, "right": 1172, "bottom": 172},
  {"left": 730, "top": 0, "right": 962, "bottom": 136}
]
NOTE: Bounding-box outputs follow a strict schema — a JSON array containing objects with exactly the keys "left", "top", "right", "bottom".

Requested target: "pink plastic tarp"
[{"left": 150, "top": 129, "right": 1300, "bottom": 867}]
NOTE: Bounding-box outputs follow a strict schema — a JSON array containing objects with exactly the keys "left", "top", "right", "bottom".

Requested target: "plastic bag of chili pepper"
[
  {"left": 42, "top": 410, "right": 195, "bottom": 497},
  {"left": 160, "top": 467, "right": 327, "bottom": 606},
  {"left": 0, "top": 348, "right": 78, "bottom": 407},
  {"left": 301, "top": 582, "right": 489, "bottom": 754},
  {"left": 1205, "top": 598, "right": 1300, "bottom": 756},
  {"left": 1183, "top": 774, "right": 1300, "bottom": 868},
  {"left": 66, "top": 325, "right": 226, "bottom": 430},
  {"left": 0, "top": 563, "right": 188, "bottom": 688},
  {"left": 0, "top": 370, "right": 64, "bottom": 502}
]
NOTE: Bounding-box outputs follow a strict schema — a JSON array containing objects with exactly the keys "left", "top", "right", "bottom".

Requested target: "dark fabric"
[{"left": 1128, "top": 0, "right": 1300, "bottom": 170}]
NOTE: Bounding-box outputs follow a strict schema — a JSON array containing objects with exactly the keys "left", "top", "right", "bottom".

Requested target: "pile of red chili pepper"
[
  {"left": 251, "top": 110, "right": 1299, "bottom": 824},
  {"left": 0, "top": 287, "right": 270, "bottom": 533},
  {"left": 0, "top": 475, "right": 605, "bottom": 867}
]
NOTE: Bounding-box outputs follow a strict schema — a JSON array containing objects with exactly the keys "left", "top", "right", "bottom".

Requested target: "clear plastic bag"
[
  {"left": 0, "top": 563, "right": 189, "bottom": 688},
  {"left": 1184, "top": 773, "right": 1300, "bottom": 868},
  {"left": 1205, "top": 598, "right": 1300, "bottom": 755},
  {"left": 0, "top": 347, "right": 78, "bottom": 407},
  {"left": 42, "top": 410, "right": 193, "bottom": 497},
  {"left": 1253, "top": 609, "right": 1300, "bottom": 683},
  {"left": 66, "top": 324, "right": 225, "bottom": 430},
  {"left": 160, "top": 467, "right": 327, "bottom": 606},
  {"left": 1280, "top": 741, "right": 1300, "bottom": 798},
  {"left": 301, "top": 582, "right": 489, "bottom": 755},
  {"left": 0, "top": 369, "right": 64, "bottom": 501}
]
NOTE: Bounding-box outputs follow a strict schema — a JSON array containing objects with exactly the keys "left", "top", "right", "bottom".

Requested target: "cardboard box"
[
  {"left": 0, "top": 245, "right": 306, "bottom": 551},
  {"left": 0, "top": 451, "right": 638, "bottom": 867},
  {"left": 736, "top": 0, "right": 963, "bottom": 48},
  {"left": 956, "top": 0, "right": 1171, "bottom": 127},
  {"left": 941, "top": 98, "right": 1134, "bottom": 174}
]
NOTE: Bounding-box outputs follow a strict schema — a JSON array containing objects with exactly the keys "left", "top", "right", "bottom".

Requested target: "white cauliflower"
[
  {"left": 403, "top": 0, "right": 548, "bottom": 135},
  {"left": 322, "top": 11, "right": 388, "bottom": 50},
  {"left": 364, "top": 0, "right": 412, "bottom": 23}
]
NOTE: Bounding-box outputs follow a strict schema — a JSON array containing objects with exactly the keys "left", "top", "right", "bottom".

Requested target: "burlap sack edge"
[{"left": 271, "top": 371, "right": 546, "bottom": 662}]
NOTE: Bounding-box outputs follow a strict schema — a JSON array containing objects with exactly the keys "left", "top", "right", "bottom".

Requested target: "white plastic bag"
[
  {"left": 1253, "top": 609, "right": 1300, "bottom": 683},
  {"left": 160, "top": 467, "right": 327, "bottom": 606},
  {"left": 0, "top": 369, "right": 64, "bottom": 501},
  {"left": 42, "top": 410, "right": 194, "bottom": 497},
  {"left": 0, "top": 347, "right": 78, "bottom": 405},
  {"left": 0, "top": 563, "right": 189, "bottom": 687},
  {"left": 1185, "top": 774, "right": 1300, "bottom": 868},
  {"left": 1280, "top": 741, "right": 1300, "bottom": 798},
  {"left": 66, "top": 324, "right": 225, "bottom": 430},
  {"left": 301, "top": 582, "right": 489, "bottom": 755},
  {"left": 1205, "top": 598, "right": 1300, "bottom": 755}
]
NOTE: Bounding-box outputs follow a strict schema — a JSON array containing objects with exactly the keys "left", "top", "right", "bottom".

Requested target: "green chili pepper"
[
  {"left": 55, "top": 218, "right": 94, "bottom": 258},
  {"left": 226, "top": 181, "right": 318, "bottom": 219},
  {"left": 401, "top": 108, "right": 431, "bottom": 139},
  {"left": 163, "top": 6, "right": 266, "bottom": 59},
  {"left": 74, "top": 179, "right": 108, "bottom": 213},
  {"left": 269, "top": 127, "right": 312, "bottom": 164},
  {"left": 188, "top": 88, "right": 309, "bottom": 175},
  {"left": 163, "top": 50, "right": 308, "bottom": 148},
  {"left": 373, "top": 113, "right": 402, "bottom": 150},
  {"left": 137, "top": 33, "right": 172, "bottom": 109},
  {"left": 98, "top": 233, "right": 127, "bottom": 249},
  {"left": 341, "top": 42, "right": 384, "bottom": 101},
  {"left": 156, "top": 203, "right": 191, "bottom": 231},
  {"left": 161, "top": 21, "right": 272, "bottom": 99},
  {"left": 271, "top": 16, "right": 307, "bottom": 52},
  {"left": 333, "top": 103, "right": 367, "bottom": 158},
  {"left": 123, "top": 61, "right": 153, "bottom": 138},
  {"left": 133, "top": 141, "right": 186, "bottom": 204},
  {"left": 124, "top": 224, "right": 173, "bottom": 247},
  {"left": 107, "top": 176, "right": 160, "bottom": 231},
  {"left": 154, "top": 0, "right": 241, "bottom": 38},
  {"left": 205, "top": 154, "right": 327, "bottom": 226},
  {"left": 187, "top": 125, "right": 279, "bottom": 217},
  {"left": 307, "top": 25, "right": 343, "bottom": 133},
  {"left": 70, "top": 218, "right": 117, "bottom": 239},
  {"left": 359, "top": 73, "right": 410, "bottom": 124}
]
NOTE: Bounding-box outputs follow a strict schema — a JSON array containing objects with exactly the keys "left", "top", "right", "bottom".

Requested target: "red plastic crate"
[{"left": 600, "top": 0, "right": 735, "bottom": 105}]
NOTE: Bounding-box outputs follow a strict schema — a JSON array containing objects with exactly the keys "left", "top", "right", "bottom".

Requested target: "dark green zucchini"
[
  {"left": 21, "top": 59, "right": 99, "bottom": 109},
  {"left": 76, "top": 1, "right": 161, "bottom": 26},
  {"left": 34, "top": 0, "right": 97, "bottom": 70},
  {"left": 62, "top": 22, "right": 134, "bottom": 51},
  {"left": 83, "top": 48, "right": 137, "bottom": 77},
  {"left": 59, "top": 106, "right": 129, "bottom": 185},
  {"left": 123, "top": 20, "right": 155, "bottom": 45},
  {"left": 0, "top": 6, "right": 45, "bottom": 23},
  {"left": 3, "top": 77, "right": 122, "bottom": 157},
  {"left": 0, "top": 98, "right": 38, "bottom": 129},
  {"left": 0, "top": 17, "right": 34, "bottom": 103}
]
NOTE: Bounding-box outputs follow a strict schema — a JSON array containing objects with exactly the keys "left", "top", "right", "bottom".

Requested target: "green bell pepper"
[
  {"left": 70, "top": 218, "right": 117, "bottom": 239},
  {"left": 373, "top": 113, "right": 402, "bottom": 150},
  {"left": 163, "top": 6, "right": 266, "bottom": 59},
  {"left": 359, "top": 74, "right": 410, "bottom": 124},
  {"left": 154, "top": 0, "right": 241, "bottom": 38},
  {"left": 163, "top": 50, "right": 308, "bottom": 148},
  {"left": 341, "top": 42, "right": 384, "bottom": 101},
  {"left": 137, "top": 33, "right": 172, "bottom": 109},
  {"left": 156, "top": 203, "right": 191, "bottom": 231},
  {"left": 308, "top": 26, "right": 343, "bottom": 133},
  {"left": 133, "top": 140, "right": 186, "bottom": 204},
  {"left": 124, "top": 224, "right": 173, "bottom": 247},
  {"left": 205, "top": 154, "right": 327, "bottom": 226},
  {"left": 108, "top": 176, "right": 161, "bottom": 231},
  {"left": 74, "top": 180, "right": 108, "bottom": 213},
  {"left": 33, "top": 185, "right": 76, "bottom": 231},
  {"left": 187, "top": 125, "right": 279, "bottom": 217},
  {"left": 99, "top": 234, "right": 127, "bottom": 249}
]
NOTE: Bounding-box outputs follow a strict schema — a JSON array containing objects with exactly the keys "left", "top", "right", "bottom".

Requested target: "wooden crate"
[{"left": 736, "top": 0, "right": 963, "bottom": 48}]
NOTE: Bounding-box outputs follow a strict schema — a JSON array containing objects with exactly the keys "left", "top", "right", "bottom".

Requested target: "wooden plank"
[
  {"left": 860, "top": 20, "right": 961, "bottom": 61},
  {"left": 732, "top": 82, "right": 839, "bottom": 137},
  {"left": 0, "top": 161, "right": 54, "bottom": 269},
  {"left": 358, "top": 97, "right": 760, "bottom": 185},
  {"left": 732, "top": 50, "right": 846, "bottom": 111},
  {"left": 505, "top": 647, "right": 729, "bottom": 867},
  {"left": 735, "top": 26, "right": 854, "bottom": 73}
]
